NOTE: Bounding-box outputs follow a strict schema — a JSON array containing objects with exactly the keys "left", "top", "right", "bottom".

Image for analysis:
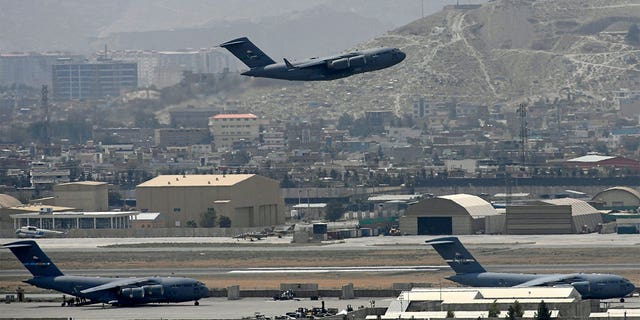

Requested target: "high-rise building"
[
  {"left": 0, "top": 52, "right": 84, "bottom": 87},
  {"left": 52, "top": 60, "right": 137, "bottom": 100}
]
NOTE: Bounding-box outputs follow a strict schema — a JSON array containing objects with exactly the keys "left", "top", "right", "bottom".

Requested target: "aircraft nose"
[{"left": 397, "top": 51, "right": 406, "bottom": 61}]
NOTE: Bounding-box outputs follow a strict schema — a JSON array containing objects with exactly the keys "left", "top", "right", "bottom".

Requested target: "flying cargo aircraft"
[
  {"left": 427, "top": 237, "right": 635, "bottom": 301},
  {"left": 220, "top": 37, "right": 405, "bottom": 81},
  {"left": 4, "top": 240, "right": 209, "bottom": 306}
]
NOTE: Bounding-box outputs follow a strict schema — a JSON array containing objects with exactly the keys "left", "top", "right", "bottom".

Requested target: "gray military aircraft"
[
  {"left": 427, "top": 237, "right": 635, "bottom": 301},
  {"left": 4, "top": 240, "right": 209, "bottom": 306},
  {"left": 220, "top": 37, "right": 405, "bottom": 81}
]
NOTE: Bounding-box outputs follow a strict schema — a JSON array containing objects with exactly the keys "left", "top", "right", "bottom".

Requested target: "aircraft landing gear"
[
  {"left": 620, "top": 298, "right": 625, "bottom": 303},
  {"left": 194, "top": 300, "right": 200, "bottom": 306}
]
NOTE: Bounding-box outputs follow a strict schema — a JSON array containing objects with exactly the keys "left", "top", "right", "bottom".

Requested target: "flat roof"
[
  {"left": 368, "top": 195, "right": 422, "bottom": 202},
  {"left": 11, "top": 211, "right": 139, "bottom": 219},
  {"left": 56, "top": 181, "right": 108, "bottom": 186},
  {"left": 567, "top": 155, "right": 615, "bottom": 163},
  {"left": 137, "top": 174, "right": 255, "bottom": 187},
  {"left": 211, "top": 113, "right": 257, "bottom": 119}
]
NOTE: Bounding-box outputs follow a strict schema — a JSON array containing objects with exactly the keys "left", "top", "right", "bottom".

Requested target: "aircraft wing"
[
  {"left": 290, "top": 59, "right": 326, "bottom": 69},
  {"left": 513, "top": 274, "right": 579, "bottom": 287},
  {"left": 80, "top": 277, "right": 156, "bottom": 294}
]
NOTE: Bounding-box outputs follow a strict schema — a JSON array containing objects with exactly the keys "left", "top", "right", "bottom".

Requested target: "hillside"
[{"left": 212, "top": 0, "right": 640, "bottom": 120}]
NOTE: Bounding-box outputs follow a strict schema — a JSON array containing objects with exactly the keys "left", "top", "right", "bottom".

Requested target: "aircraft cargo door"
[{"left": 417, "top": 217, "right": 452, "bottom": 235}]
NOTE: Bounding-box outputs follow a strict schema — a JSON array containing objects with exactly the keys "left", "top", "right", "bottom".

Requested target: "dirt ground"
[{"left": 2, "top": 245, "right": 639, "bottom": 293}]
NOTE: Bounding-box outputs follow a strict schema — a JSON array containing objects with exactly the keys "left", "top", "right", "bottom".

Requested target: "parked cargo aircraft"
[
  {"left": 220, "top": 37, "right": 405, "bottom": 81},
  {"left": 15, "top": 226, "right": 64, "bottom": 238},
  {"left": 4, "top": 240, "right": 209, "bottom": 306},
  {"left": 427, "top": 237, "right": 635, "bottom": 301}
]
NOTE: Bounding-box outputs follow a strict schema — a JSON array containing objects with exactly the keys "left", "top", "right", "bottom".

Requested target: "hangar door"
[{"left": 417, "top": 217, "right": 452, "bottom": 235}]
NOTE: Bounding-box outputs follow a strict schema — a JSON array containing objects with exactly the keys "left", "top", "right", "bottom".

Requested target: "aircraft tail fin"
[
  {"left": 219, "top": 37, "right": 276, "bottom": 68},
  {"left": 426, "top": 237, "right": 486, "bottom": 274},
  {"left": 3, "top": 240, "right": 63, "bottom": 277}
]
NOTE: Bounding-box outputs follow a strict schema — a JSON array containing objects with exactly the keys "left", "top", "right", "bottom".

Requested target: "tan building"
[
  {"left": 506, "top": 198, "right": 603, "bottom": 234},
  {"left": 399, "top": 194, "right": 503, "bottom": 235},
  {"left": 592, "top": 186, "right": 640, "bottom": 211},
  {"left": 136, "top": 174, "right": 284, "bottom": 228},
  {"left": 53, "top": 181, "right": 108, "bottom": 212},
  {"left": 208, "top": 113, "right": 259, "bottom": 150}
]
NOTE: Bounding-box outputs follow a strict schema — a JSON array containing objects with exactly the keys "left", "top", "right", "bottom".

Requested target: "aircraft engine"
[
  {"left": 120, "top": 287, "right": 145, "bottom": 299},
  {"left": 348, "top": 55, "right": 366, "bottom": 67},
  {"left": 143, "top": 285, "right": 164, "bottom": 296},
  {"left": 328, "top": 58, "right": 350, "bottom": 70},
  {"left": 570, "top": 281, "right": 590, "bottom": 295}
]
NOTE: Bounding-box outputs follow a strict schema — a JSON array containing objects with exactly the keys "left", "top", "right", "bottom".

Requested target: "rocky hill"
[{"left": 215, "top": 0, "right": 640, "bottom": 120}]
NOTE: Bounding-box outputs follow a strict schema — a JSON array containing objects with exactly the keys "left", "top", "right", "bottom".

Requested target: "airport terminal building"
[{"left": 136, "top": 174, "right": 285, "bottom": 228}]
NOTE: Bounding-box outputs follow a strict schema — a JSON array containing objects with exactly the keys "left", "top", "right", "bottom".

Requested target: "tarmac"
[{"left": 0, "top": 296, "right": 393, "bottom": 320}]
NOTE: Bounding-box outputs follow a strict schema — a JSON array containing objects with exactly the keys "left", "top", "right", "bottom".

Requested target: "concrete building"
[
  {"left": 0, "top": 52, "right": 83, "bottom": 87},
  {"left": 136, "top": 174, "right": 284, "bottom": 228},
  {"left": 170, "top": 106, "right": 219, "bottom": 128},
  {"left": 592, "top": 186, "right": 640, "bottom": 211},
  {"left": 371, "top": 287, "right": 588, "bottom": 319},
  {"left": 399, "top": 194, "right": 503, "bottom": 235},
  {"left": 52, "top": 60, "right": 137, "bottom": 100},
  {"left": 209, "top": 114, "right": 259, "bottom": 151},
  {"left": 53, "top": 181, "right": 108, "bottom": 212},
  {"left": 11, "top": 210, "right": 137, "bottom": 230},
  {"left": 564, "top": 155, "right": 640, "bottom": 171},
  {"left": 154, "top": 128, "right": 211, "bottom": 147},
  {"left": 506, "top": 198, "right": 603, "bottom": 234}
]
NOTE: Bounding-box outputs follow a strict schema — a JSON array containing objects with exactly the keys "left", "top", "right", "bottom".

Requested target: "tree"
[
  {"left": 488, "top": 300, "right": 500, "bottom": 318},
  {"left": 325, "top": 201, "right": 345, "bottom": 222},
  {"left": 512, "top": 300, "right": 524, "bottom": 318},
  {"left": 218, "top": 215, "right": 231, "bottom": 228},
  {"left": 185, "top": 220, "right": 198, "bottom": 228},
  {"left": 108, "top": 191, "right": 122, "bottom": 207},
  {"left": 446, "top": 309, "right": 455, "bottom": 318},
  {"left": 534, "top": 300, "right": 551, "bottom": 320},
  {"left": 200, "top": 208, "right": 217, "bottom": 228}
]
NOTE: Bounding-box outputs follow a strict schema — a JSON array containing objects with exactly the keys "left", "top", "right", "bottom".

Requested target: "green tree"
[
  {"left": 488, "top": 300, "right": 500, "bottom": 318},
  {"left": 108, "top": 191, "right": 122, "bottom": 207},
  {"left": 200, "top": 208, "right": 217, "bottom": 228},
  {"left": 534, "top": 300, "right": 551, "bottom": 320},
  {"left": 446, "top": 309, "right": 455, "bottom": 318},
  {"left": 512, "top": 300, "right": 524, "bottom": 318},
  {"left": 325, "top": 201, "right": 345, "bottom": 222},
  {"left": 218, "top": 215, "right": 231, "bottom": 228},
  {"left": 185, "top": 220, "right": 198, "bottom": 228}
]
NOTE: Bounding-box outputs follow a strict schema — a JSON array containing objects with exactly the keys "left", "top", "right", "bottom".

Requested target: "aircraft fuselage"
[
  {"left": 242, "top": 47, "right": 405, "bottom": 81},
  {"left": 26, "top": 276, "right": 208, "bottom": 306},
  {"left": 447, "top": 272, "right": 636, "bottom": 300}
]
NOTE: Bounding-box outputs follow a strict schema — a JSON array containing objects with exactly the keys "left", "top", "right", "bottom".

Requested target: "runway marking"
[{"left": 228, "top": 266, "right": 444, "bottom": 274}]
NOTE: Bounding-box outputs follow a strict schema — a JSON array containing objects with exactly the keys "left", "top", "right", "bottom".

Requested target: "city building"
[
  {"left": 208, "top": 114, "right": 259, "bottom": 151},
  {"left": 52, "top": 181, "right": 108, "bottom": 212},
  {"left": 52, "top": 60, "right": 138, "bottom": 100},
  {"left": 0, "top": 52, "right": 83, "bottom": 87},
  {"left": 170, "top": 106, "right": 220, "bottom": 128},
  {"left": 136, "top": 174, "right": 284, "bottom": 228},
  {"left": 154, "top": 128, "right": 211, "bottom": 147}
]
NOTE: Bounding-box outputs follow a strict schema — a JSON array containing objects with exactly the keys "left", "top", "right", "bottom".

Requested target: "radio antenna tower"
[
  {"left": 517, "top": 103, "right": 527, "bottom": 170},
  {"left": 41, "top": 85, "right": 50, "bottom": 156}
]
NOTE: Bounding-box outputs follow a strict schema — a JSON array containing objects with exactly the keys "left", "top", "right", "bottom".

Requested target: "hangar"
[
  {"left": 136, "top": 174, "right": 285, "bottom": 228},
  {"left": 591, "top": 186, "right": 640, "bottom": 211},
  {"left": 506, "top": 198, "right": 603, "bottom": 234},
  {"left": 399, "top": 194, "right": 502, "bottom": 235}
]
